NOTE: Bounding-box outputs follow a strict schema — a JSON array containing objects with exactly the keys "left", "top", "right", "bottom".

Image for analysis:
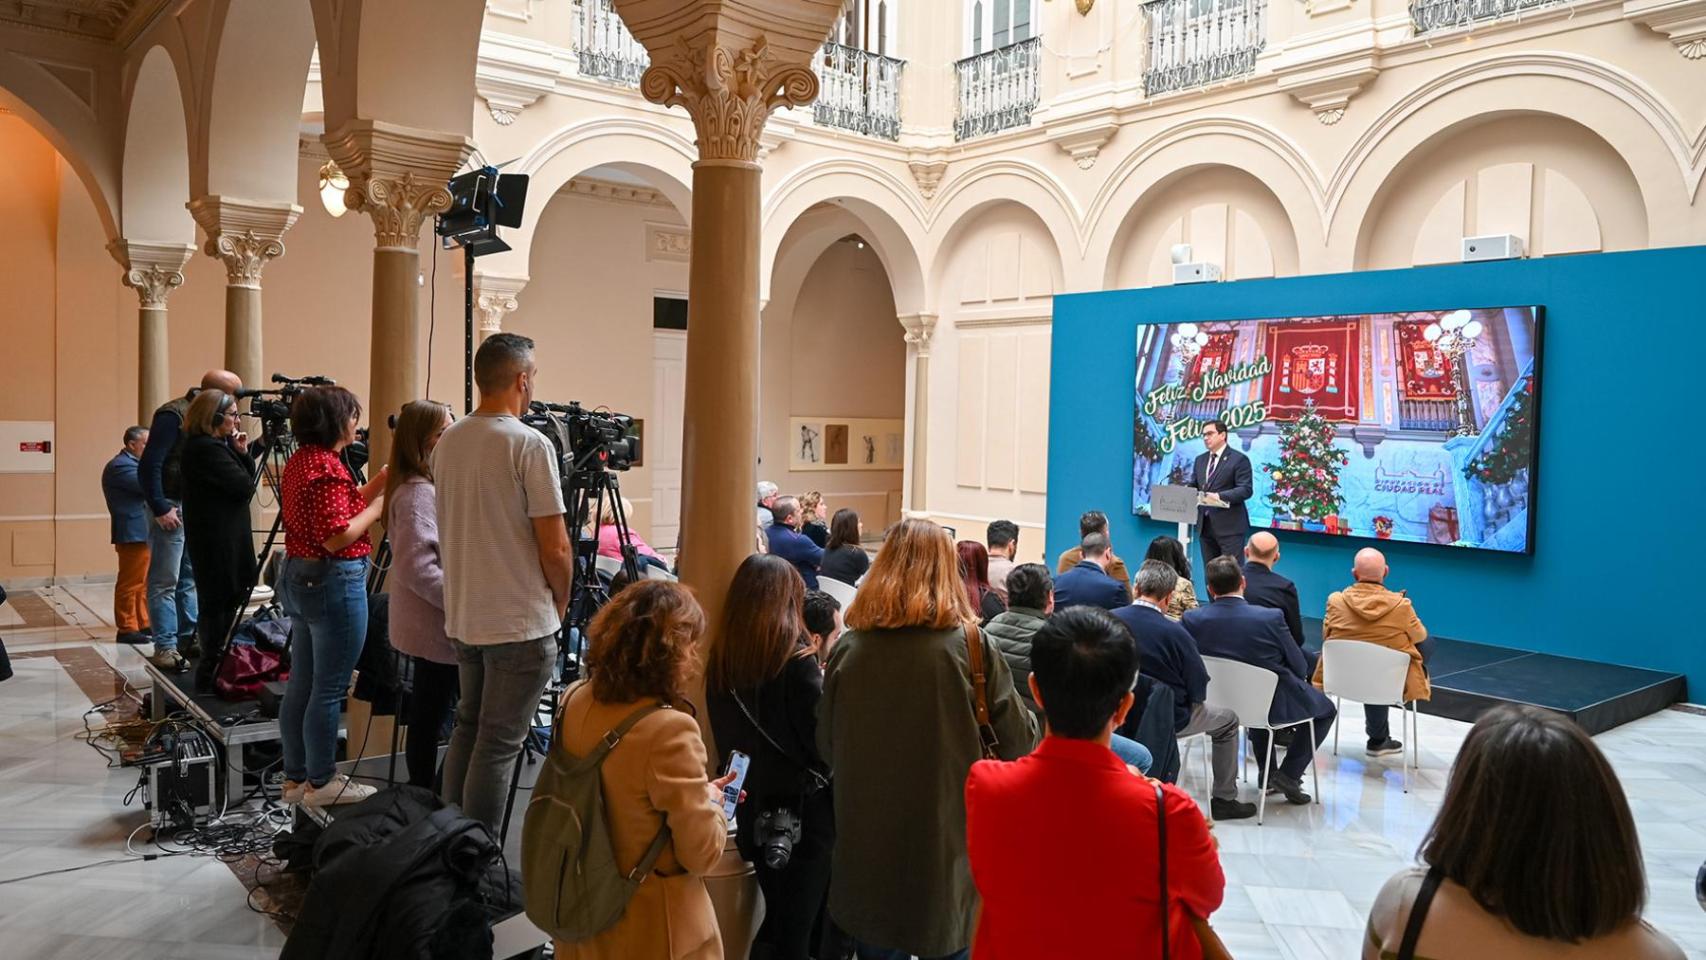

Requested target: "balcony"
[
  {"left": 814, "top": 42, "right": 906, "bottom": 141},
  {"left": 1410, "top": 0, "right": 1575, "bottom": 34},
  {"left": 955, "top": 36, "right": 1041, "bottom": 142},
  {"left": 576, "top": 0, "right": 648, "bottom": 88},
  {"left": 1142, "top": 0, "right": 1266, "bottom": 98}
]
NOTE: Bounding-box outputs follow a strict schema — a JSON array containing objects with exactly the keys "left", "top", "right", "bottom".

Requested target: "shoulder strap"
[
  {"left": 964, "top": 622, "right": 1000, "bottom": 758},
  {"left": 1395, "top": 867, "right": 1444, "bottom": 960},
  {"left": 730, "top": 687, "right": 828, "bottom": 792},
  {"left": 1154, "top": 782, "right": 1170, "bottom": 960},
  {"left": 556, "top": 681, "right": 670, "bottom": 765}
]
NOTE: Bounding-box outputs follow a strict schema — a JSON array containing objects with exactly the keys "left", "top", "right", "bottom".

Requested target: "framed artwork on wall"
[{"left": 789, "top": 417, "right": 905, "bottom": 471}]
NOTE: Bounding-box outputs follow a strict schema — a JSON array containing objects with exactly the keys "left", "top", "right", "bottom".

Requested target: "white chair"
[
  {"left": 643, "top": 564, "right": 678, "bottom": 582},
  {"left": 1201, "top": 655, "right": 1321, "bottom": 825},
  {"left": 594, "top": 555, "right": 622, "bottom": 579},
  {"left": 1176, "top": 731, "right": 1213, "bottom": 801},
  {"left": 817, "top": 576, "right": 858, "bottom": 609},
  {"left": 1320, "top": 639, "right": 1418, "bottom": 792}
]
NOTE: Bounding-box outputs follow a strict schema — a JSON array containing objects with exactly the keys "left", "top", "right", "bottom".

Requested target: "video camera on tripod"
[
  {"left": 235, "top": 373, "right": 335, "bottom": 432},
  {"left": 523, "top": 401, "right": 640, "bottom": 474}
]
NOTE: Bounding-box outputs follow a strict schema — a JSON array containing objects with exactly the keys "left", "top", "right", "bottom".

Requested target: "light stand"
[{"left": 436, "top": 166, "right": 530, "bottom": 415}]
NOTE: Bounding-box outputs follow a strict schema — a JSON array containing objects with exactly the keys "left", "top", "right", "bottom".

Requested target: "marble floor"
[{"left": 2, "top": 583, "right": 1704, "bottom": 959}]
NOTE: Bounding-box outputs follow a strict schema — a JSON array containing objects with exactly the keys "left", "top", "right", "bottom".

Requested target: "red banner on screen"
[
  {"left": 1394, "top": 321, "right": 1456, "bottom": 401},
  {"left": 1188, "top": 332, "right": 1238, "bottom": 399},
  {"left": 1262, "top": 321, "right": 1360, "bottom": 421}
]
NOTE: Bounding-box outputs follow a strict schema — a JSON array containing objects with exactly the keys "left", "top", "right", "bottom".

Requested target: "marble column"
[
  {"left": 635, "top": 24, "right": 837, "bottom": 633},
  {"left": 324, "top": 122, "right": 472, "bottom": 469},
  {"left": 109, "top": 241, "right": 195, "bottom": 422},
  {"left": 186, "top": 198, "right": 301, "bottom": 393},
  {"left": 899, "top": 312, "right": 937, "bottom": 516}
]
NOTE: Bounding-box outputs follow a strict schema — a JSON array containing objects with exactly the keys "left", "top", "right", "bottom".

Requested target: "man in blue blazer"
[
  {"left": 1192, "top": 419, "right": 1253, "bottom": 577},
  {"left": 1183, "top": 555, "right": 1336, "bottom": 804},
  {"left": 1241, "top": 532, "right": 1306, "bottom": 651},
  {"left": 765, "top": 495, "right": 824, "bottom": 589},
  {"left": 1052, "top": 533, "right": 1128, "bottom": 612},
  {"left": 101, "top": 426, "right": 153, "bottom": 645}
]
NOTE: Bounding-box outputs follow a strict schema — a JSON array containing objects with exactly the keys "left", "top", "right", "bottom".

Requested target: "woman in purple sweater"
[{"left": 384, "top": 400, "right": 457, "bottom": 789}]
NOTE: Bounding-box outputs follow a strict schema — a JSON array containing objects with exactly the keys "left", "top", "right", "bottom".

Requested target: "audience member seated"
[
  {"left": 957, "top": 540, "right": 1007, "bottom": 624},
  {"left": 1144, "top": 536, "right": 1199, "bottom": 619},
  {"left": 819, "top": 518, "right": 1037, "bottom": 960},
  {"left": 1183, "top": 557, "right": 1335, "bottom": 805},
  {"left": 756, "top": 480, "right": 779, "bottom": 529},
  {"left": 966, "top": 606, "right": 1225, "bottom": 959},
  {"left": 1057, "top": 511, "right": 1131, "bottom": 600},
  {"left": 1315, "top": 547, "right": 1431, "bottom": 757},
  {"left": 984, "top": 520, "right": 1020, "bottom": 604},
  {"left": 986, "top": 563, "right": 1051, "bottom": 720},
  {"left": 551, "top": 581, "right": 732, "bottom": 959},
  {"left": 1363, "top": 703, "right": 1684, "bottom": 960},
  {"left": 818, "top": 508, "right": 869, "bottom": 586},
  {"left": 1113, "top": 561, "right": 1255, "bottom": 821},
  {"left": 803, "top": 589, "right": 843, "bottom": 663},
  {"left": 1241, "top": 532, "right": 1304, "bottom": 650},
  {"left": 799, "top": 490, "right": 830, "bottom": 548},
  {"left": 1053, "top": 533, "right": 1129, "bottom": 612},
  {"left": 766, "top": 495, "right": 824, "bottom": 589},
  {"left": 592, "top": 496, "right": 669, "bottom": 571}
]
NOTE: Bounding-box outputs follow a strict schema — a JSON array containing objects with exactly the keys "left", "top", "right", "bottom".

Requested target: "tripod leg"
[{"left": 499, "top": 745, "right": 526, "bottom": 844}]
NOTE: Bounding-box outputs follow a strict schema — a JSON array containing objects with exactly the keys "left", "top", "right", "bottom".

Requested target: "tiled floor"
[{"left": 2, "top": 584, "right": 1704, "bottom": 959}]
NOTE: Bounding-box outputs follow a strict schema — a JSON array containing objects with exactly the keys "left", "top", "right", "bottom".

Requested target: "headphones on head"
[{"left": 212, "top": 393, "right": 235, "bottom": 430}]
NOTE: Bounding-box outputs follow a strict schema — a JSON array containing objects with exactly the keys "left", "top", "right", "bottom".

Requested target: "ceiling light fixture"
[{"left": 318, "top": 161, "right": 349, "bottom": 218}]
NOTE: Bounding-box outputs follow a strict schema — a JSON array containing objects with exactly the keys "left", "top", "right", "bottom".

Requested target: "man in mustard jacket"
[{"left": 1314, "top": 548, "right": 1432, "bottom": 757}]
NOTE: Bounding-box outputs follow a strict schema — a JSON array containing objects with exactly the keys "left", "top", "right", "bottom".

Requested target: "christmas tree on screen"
[
  {"left": 1466, "top": 375, "right": 1534, "bottom": 484},
  {"left": 1264, "top": 399, "right": 1349, "bottom": 521}
]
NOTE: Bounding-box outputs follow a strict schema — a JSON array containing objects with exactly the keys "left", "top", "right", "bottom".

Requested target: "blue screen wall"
[{"left": 1048, "top": 246, "right": 1706, "bottom": 698}]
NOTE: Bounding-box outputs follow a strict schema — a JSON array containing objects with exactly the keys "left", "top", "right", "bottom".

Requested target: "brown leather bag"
[{"left": 964, "top": 621, "right": 1001, "bottom": 760}]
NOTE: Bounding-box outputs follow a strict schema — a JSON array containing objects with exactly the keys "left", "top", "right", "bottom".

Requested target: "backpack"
[{"left": 521, "top": 682, "right": 672, "bottom": 942}]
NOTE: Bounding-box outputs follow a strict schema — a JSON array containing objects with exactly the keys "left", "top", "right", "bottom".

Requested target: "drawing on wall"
[{"left": 790, "top": 418, "right": 906, "bottom": 471}]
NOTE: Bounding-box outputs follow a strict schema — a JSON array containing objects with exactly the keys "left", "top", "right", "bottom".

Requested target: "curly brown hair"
[{"left": 585, "top": 580, "right": 706, "bottom": 706}]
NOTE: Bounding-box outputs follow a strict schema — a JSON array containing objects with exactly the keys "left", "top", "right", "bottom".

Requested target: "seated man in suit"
[
  {"left": 1183, "top": 556, "right": 1336, "bottom": 804},
  {"left": 1056, "top": 510, "right": 1131, "bottom": 601},
  {"left": 1113, "top": 560, "right": 1255, "bottom": 820},
  {"left": 1242, "top": 532, "right": 1305, "bottom": 651},
  {"left": 765, "top": 495, "right": 824, "bottom": 589},
  {"left": 1313, "top": 547, "right": 1432, "bottom": 757},
  {"left": 1053, "top": 533, "right": 1128, "bottom": 612}
]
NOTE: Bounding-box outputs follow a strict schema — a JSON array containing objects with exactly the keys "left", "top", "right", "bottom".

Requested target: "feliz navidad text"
[{"left": 1142, "top": 356, "right": 1272, "bottom": 455}]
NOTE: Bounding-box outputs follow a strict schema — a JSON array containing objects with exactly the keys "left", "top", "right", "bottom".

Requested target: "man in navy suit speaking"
[{"left": 1193, "top": 419, "right": 1253, "bottom": 576}]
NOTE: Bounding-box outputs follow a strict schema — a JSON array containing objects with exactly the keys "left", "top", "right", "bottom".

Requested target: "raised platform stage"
[{"left": 1302, "top": 618, "right": 1687, "bottom": 736}]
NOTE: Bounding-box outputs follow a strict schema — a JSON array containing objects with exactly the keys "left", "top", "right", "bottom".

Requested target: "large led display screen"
[{"left": 1133, "top": 307, "right": 1543, "bottom": 554}]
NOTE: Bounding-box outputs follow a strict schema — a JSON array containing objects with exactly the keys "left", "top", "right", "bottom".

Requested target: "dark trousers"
[
  {"left": 1363, "top": 637, "right": 1435, "bottom": 743},
  {"left": 745, "top": 790, "right": 835, "bottom": 960},
  {"left": 1251, "top": 699, "right": 1337, "bottom": 781},
  {"left": 194, "top": 585, "right": 241, "bottom": 689},
  {"left": 1197, "top": 522, "right": 1247, "bottom": 577},
  {"left": 404, "top": 657, "right": 459, "bottom": 789}
]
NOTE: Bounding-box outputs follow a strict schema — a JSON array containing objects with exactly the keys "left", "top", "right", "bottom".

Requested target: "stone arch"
[
  {"left": 1101, "top": 164, "right": 1303, "bottom": 289},
  {"left": 121, "top": 46, "right": 193, "bottom": 242},
  {"left": 0, "top": 67, "right": 120, "bottom": 239},
  {"left": 310, "top": 0, "right": 488, "bottom": 137},
  {"left": 762, "top": 159, "right": 927, "bottom": 316},
  {"left": 1084, "top": 120, "right": 1324, "bottom": 285},
  {"left": 927, "top": 162, "right": 1076, "bottom": 301},
  {"left": 1329, "top": 53, "right": 1697, "bottom": 266},
  {"left": 198, "top": 0, "right": 318, "bottom": 200}
]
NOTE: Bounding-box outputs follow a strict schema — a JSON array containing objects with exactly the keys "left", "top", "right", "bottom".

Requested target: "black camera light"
[{"left": 438, "top": 167, "right": 529, "bottom": 257}]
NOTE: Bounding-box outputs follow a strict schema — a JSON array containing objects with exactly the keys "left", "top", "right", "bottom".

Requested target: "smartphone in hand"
[{"left": 721, "top": 751, "right": 751, "bottom": 820}]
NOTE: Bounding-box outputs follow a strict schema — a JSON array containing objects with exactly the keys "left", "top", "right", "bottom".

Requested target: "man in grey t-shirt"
[{"left": 432, "top": 332, "right": 572, "bottom": 829}]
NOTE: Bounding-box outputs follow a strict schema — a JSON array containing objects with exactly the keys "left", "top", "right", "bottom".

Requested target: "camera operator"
[
  {"left": 179, "top": 389, "right": 257, "bottom": 691},
  {"left": 431, "top": 332, "right": 571, "bottom": 830},
  {"left": 137, "top": 369, "right": 241, "bottom": 672}
]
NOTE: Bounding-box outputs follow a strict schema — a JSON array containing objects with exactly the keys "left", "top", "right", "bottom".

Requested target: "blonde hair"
[
  {"left": 844, "top": 518, "right": 976, "bottom": 631},
  {"left": 385, "top": 400, "right": 452, "bottom": 526},
  {"left": 598, "top": 496, "right": 636, "bottom": 527},
  {"left": 184, "top": 389, "right": 231, "bottom": 439},
  {"left": 800, "top": 491, "right": 824, "bottom": 523}
]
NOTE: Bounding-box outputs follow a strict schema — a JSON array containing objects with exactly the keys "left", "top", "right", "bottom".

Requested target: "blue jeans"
[
  {"left": 278, "top": 557, "right": 369, "bottom": 786},
  {"left": 145, "top": 507, "right": 197, "bottom": 651},
  {"left": 1111, "top": 734, "right": 1154, "bottom": 774}
]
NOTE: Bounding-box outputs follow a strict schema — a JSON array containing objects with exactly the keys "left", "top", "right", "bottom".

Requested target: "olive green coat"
[{"left": 818, "top": 623, "right": 1039, "bottom": 957}]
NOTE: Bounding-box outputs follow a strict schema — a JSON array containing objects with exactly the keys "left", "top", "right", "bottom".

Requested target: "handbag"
[
  {"left": 730, "top": 681, "right": 830, "bottom": 796},
  {"left": 1395, "top": 867, "right": 1444, "bottom": 960},
  {"left": 964, "top": 621, "right": 1001, "bottom": 761},
  {"left": 1154, "top": 782, "right": 1234, "bottom": 960}
]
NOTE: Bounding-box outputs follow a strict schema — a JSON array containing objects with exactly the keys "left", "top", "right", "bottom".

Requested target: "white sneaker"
[
  {"left": 303, "top": 775, "right": 377, "bottom": 806},
  {"left": 280, "top": 779, "right": 308, "bottom": 804}
]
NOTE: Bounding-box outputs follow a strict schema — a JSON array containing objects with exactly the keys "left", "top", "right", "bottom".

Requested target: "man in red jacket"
[{"left": 966, "top": 606, "right": 1226, "bottom": 959}]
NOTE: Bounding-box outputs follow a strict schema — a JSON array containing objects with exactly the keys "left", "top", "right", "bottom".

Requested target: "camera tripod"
[{"left": 562, "top": 462, "right": 642, "bottom": 679}]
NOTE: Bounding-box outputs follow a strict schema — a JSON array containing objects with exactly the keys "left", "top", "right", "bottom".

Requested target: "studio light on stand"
[{"left": 436, "top": 166, "right": 529, "bottom": 414}]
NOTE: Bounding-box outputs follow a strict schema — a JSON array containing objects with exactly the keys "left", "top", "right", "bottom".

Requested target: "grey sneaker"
[{"left": 148, "top": 649, "right": 190, "bottom": 673}]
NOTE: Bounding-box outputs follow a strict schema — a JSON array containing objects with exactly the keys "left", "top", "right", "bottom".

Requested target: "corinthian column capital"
[
  {"left": 640, "top": 34, "right": 818, "bottom": 164},
  {"left": 899, "top": 312, "right": 939, "bottom": 355},
  {"left": 473, "top": 273, "right": 529, "bottom": 339},
  {"left": 108, "top": 240, "right": 195, "bottom": 308},
  {"left": 323, "top": 119, "right": 474, "bottom": 249},
  {"left": 187, "top": 197, "right": 301, "bottom": 288}
]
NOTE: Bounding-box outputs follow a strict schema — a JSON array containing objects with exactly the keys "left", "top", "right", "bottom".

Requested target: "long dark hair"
[
  {"left": 706, "top": 554, "right": 808, "bottom": 692},
  {"left": 1145, "top": 535, "right": 1192, "bottom": 581},
  {"left": 957, "top": 539, "right": 992, "bottom": 612},
  {"left": 1420, "top": 704, "right": 1646, "bottom": 941},
  {"left": 826, "top": 508, "right": 861, "bottom": 551}
]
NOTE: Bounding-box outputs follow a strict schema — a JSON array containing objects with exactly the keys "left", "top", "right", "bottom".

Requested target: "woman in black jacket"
[
  {"left": 818, "top": 508, "right": 868, "bottom": 586},
  {"left": 705, "top": 555, "right": 833, "bottom": 960},
  {"left": 179, "top": 389, "right": 257, "bottom": 691}
]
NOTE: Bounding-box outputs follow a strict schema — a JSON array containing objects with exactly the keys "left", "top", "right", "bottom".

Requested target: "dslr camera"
[
  {"left": 237, "top": 373, "right": 335, "bottom": 433},
  {"left": 525, "top": 401, "right": 640, "bottom": 473}
]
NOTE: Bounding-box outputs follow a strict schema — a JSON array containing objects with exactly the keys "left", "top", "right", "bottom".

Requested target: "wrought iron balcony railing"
[
  {"left": 1142, "top": 0, "right": 1266, "bottom": 98},
  {"left": 813, "top": 42, "right": 906, "bottom": 141},
  {"left": 1410, "top": 0, "right": 1574, "bottom": 34},
  {"left": 954, "top": 36, "right": 1041, "bottom": 142},
  {"left": 576, "top": 0, "right": 648, "bottom": 88}
]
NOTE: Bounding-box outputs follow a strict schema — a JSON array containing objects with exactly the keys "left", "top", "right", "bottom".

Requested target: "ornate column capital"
[
  {"left": 108, "top": 240, "right": 195, "bottom": 308},
  {"left": 639, "top": 35, "right": 818, "bottom": 164},
  {"left": 473, "top": 273, "right": 529, "bottom": 338},
  {"left": 187, "top": 197, "right": 302, "bottom": 288},
  {"left": 323, "top": 119, "right": 474, "bottom": 248},
  {"left": 899, "top": 312, "right": 939, "bottom": 355}
]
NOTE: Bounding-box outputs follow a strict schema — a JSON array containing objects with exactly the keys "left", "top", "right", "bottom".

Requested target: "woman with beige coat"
[{"left": 552, "top": 581, "right": 733, "bottom": 960}]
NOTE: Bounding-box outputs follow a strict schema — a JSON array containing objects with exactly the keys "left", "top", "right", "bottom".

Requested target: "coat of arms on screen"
[{"left": 1280, "top": 344, "right": 1340, "bottom": 395}]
